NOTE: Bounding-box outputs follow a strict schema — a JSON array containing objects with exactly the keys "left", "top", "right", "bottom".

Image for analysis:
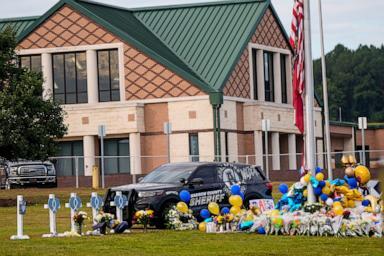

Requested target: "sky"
[{"left": 0, "top": 0, "right": 383, "bottom": 58}]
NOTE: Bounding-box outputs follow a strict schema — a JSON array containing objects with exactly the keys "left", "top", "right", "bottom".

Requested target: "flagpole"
[
  {"left": 317, "top": 0, "right": 333, "bottom": 180},
  {"left": 303, "top": 0, "right": 316, "bottom": 203}
]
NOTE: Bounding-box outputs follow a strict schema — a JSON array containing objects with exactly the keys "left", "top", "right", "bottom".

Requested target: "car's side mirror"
[{"left": 190, "top": 177, "right": 204, "bottom": 185}]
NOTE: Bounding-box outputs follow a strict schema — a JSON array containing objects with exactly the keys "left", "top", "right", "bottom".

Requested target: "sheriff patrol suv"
[{"left": 103, "top": 162, "right": 272, "bottom": 228}]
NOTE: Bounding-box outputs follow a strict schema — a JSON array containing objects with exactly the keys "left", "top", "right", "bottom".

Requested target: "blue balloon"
[
  {"left": 348, "top": 178, "right": 358, "bottom": 189},
  {"left": 315, "top": 167, "right": 323, "bottom": 174},
  {"left": 231, "top": 185, "right": 241, "bottom": 195},
  {"left": 257, "top": 227, "right": 266, "bottom": 234},
  {"left": 314, "top": 186, "right": 322, "bottom": 196},
  {"left": 318, "top": 181, "right": 326, "bottom": 188},
  {"left": 278, "top": 183, "right": 289, "bottom": 194},
  {"left": 221, "top": 207, "right": 230, "bottom": 215},
  {"left": 179, "top": 190, "right": 191, "bottom": 203},
  {"left": 320, "top": 194, "right": 328, "bottom": 201},
  {"left": 239, "top": 191, "right": 245, "bottom": 200},
  {"left": 362, "top": 200, "right": 370, "bottom": 207},
  {"left": 200, "top": 209, "right": 210, "bottom": 219}
]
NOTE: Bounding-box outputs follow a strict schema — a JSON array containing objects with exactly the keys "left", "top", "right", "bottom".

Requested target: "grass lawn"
[{"left": 0, "top": 186, "right": 383, "bottom": 256}]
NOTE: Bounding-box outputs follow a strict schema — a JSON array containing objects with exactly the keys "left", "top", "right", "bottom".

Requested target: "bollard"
[
  {"left": 65, "top": 193, "right": 82, "bottom": 232},
  {"left": 110, "top": 191, "right": 128, "bottom": 223},
  {"left": 42, "top": 194, "right": 62, "bottom": 238},
  {"left": 92, "top": 165, "right": 99, "bottom": 189},
  {"left": 10, "top": 195, "right": 30, "bottom": 240},
  {"left": 86, "top": 192, "right": 103, "bottom": 225}
]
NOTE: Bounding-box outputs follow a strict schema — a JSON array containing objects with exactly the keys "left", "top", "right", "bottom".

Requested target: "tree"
[
  {"left": 0, "top": 27, "right": 67, "bottom": 161},
  {"left": 314, "top": 44, "right": 384, "bottom": 122}
]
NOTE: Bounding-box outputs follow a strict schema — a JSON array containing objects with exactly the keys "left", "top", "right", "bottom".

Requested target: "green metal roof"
[
  {"left": 132, "top": 0, "right": 268, "bottom": 90},
  {"left": 0, "top": 16, "right": 38, "bottom": 37},
  {"left": 11, "top": 0, "right": 283, "bottom": 96}
]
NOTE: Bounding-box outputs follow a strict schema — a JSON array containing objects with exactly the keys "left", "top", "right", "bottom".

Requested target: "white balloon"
[{"left": 325, "top": 198, "right": 333, "bottom": 206}]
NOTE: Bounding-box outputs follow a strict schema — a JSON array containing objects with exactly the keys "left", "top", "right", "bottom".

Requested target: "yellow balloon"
[
  {"left": 333, "top": 201, "right": 342, "bottom": 208},
  {"left": 230, "top": 206, "right": 241, "bottom": 215},
  {"left": 229, "top": 195, "right": 243, "bottom": 207},
  {"left": 315, "top": 172, "right": 324, "bottom": 181},
  {"left": 176, "top": 202, "right": 188, "bottom": 213},
  {"left": 198, "top": 222, "right": 206, "bottom": 232},
  {"left": 333, "top": 205, "right": 344, "bottom": 215},
  {"left": 303, "top": 189, "right": 308, "bottom": 197},
  {"left": 270, "top": 209, "right": 280, "bottom": 217},
  {"left": 347, "top": 200, "right": 355, "bottom": 208},
  {"left": 354, "top": 165, "right": 371, "bottom": 184},
  {"left": 303, "top": 174, "right": 311, "bottom": 183},
  {"left": 208, "top": 202, "right": 220, "bottom": 215},
  {"left": 322, "top": 186, "right": 331, "bottom": 195},
  {"left": 325, "top": 180, "right": 331, "bottom": 187}
]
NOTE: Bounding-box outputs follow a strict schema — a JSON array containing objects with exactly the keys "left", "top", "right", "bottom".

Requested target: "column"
[
  {"left": 271, "top": 132, "right": 280, "bottom": 170},
  {"left": 317, "top": 139, "right": 324, "bottom": 168},
  {"left": 273, "top": 53, "right": 282, "bottom": 104},
  {"left": 129, "top": 133, "right": 142, "bottom": 175},
  {"left": 256, "top": 50, "right": 265, "bottom": 101},
  {"left": 86, "top": 50, "right": 98, "bottom": 104},
  {"left": 288, "top": 134, "right": 297, "bottom": 170},
  {"left": 83, "top": 135, "right": 95, "bottom": 176},
  {"left": 41, "top": 53, "right": 53, "bottom": 100},
  {"left": 285, "top": 55, "right": 293, "bottom": 104},
  {"left": 254, "top": 131, "right": 263, "bottom": 168}
]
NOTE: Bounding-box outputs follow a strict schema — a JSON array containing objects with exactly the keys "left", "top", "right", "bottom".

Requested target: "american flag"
[{"left": 290, "top": 0, "right": 305, "bottom": 134}]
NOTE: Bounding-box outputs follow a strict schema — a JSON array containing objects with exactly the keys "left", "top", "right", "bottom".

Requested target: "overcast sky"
[{"left": 0, "top": 0, "right": 383, "bottom": 58}]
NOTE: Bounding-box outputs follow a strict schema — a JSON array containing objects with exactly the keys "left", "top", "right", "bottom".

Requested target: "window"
[
  {"left": 191, "top": 166, "right": 217, "bottom": 184},
  {"left": 189, "top": 134, "right": 199, "bottom": 162},
  {"left": 19, "top": 55, "right": 41, "bottom": 73},
  {"left": 263, "top": 51, "right": 274, "bottom": 102},
  {"left": 103, "top": 138, "right": 130, "bottom": 174},
  {"left": 280, "top": 54, "right": 288, "bottom": 104},
  {"left": 251, "top": 49, "right": 258, "bottom": 100},
  {"left": 97, "top": 49, "right": 120, "bottom": 102},
  {"left": 52, "top": 52, "right": 87, "bottom": 104},
  {"left": 55, "top": 141, "right": 84, "bottom": 176}
]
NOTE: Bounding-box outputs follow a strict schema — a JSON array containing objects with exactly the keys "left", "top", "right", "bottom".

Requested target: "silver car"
[{"left": 0, "top": 160, "right": 57, "bottom": 188}]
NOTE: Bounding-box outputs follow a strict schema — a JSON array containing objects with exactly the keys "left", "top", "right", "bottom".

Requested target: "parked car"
[
  {"left": 0, "top": 160, "right": 57, "bottom": 188},
  {"left": 103, "top": 162, "right": 272, "bottom": 228}
]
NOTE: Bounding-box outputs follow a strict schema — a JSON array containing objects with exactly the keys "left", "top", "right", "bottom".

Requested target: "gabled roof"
[
  {"left": 5, "top": 0, "right": 289, "bottom": 96},
  {"left": 0, "top": 16, "right": 39, "bottom": 37}
]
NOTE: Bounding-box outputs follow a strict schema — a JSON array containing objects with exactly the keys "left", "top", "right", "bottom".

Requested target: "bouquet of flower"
[
  {"left": 165, "top": 206, "right": 197, "bottom": 231},
  {"left": 93, "top": 211, "right": 114, "bottom": 234},
  {"left": 134, "top": 209, "right": 154, "bottom": 231},
  {"left": 73, "top": 211, "right": 89, "bottom": 234}
]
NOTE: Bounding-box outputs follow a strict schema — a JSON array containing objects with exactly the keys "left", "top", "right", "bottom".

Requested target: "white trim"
[
  {"left": 249, "top": 43, "right": 291, "bottom": 55},
  {"left": 60, "top": 95, "right": 210, "bottom": 110},
  {"left": 118, "top": 45, "right": 125, "bottom": 101},
  {"left": 62, "top": 101, "right": 144, "bottom": 111},
  {"left": 128, "top": 95, "right": 210, "bottom": 104},
  {"left": 248, "top": 44, "right": 254, "bottom": 100},
  {"left": 224, "top": 95, "right": 293, "bottom": 108},
  {"left": 17, "top": 43, "right": 124, "bottom": 55}
]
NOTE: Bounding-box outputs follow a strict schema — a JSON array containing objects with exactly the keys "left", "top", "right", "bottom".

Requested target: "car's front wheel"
[{"left": 155, "top": 201, "right": 177, "bottom": 229}]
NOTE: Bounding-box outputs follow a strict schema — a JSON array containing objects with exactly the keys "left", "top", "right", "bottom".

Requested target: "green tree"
[
  {"left": 314, "top": 44, "right": 384, "bottom": 122},
  {"left": 0, "top": 27, "right": 67, "bottom": 161}
]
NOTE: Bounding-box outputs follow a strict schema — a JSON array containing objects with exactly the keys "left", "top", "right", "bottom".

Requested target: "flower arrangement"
[
  {"left": 134, "top": 209, "right": 154, "bottom": 232},
  {"left": 73, "top": 211, "right": 89, "bottom": 234},
  {"left": 93, "top": 211, "right": 115, "bottom": 234},
  {"left": 165, "top": 206, "right": 198, "bottom": 231}
]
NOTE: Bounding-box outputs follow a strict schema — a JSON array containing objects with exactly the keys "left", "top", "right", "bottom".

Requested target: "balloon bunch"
[
  {"left": 198, "top": 185, "right": 244, "bottom": 232},
  {"left": 276, "top": 164, "right": 380, "bottom": 217},
  {"left": 166, "top": 190, "right": 197, "bottom": 230}
]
